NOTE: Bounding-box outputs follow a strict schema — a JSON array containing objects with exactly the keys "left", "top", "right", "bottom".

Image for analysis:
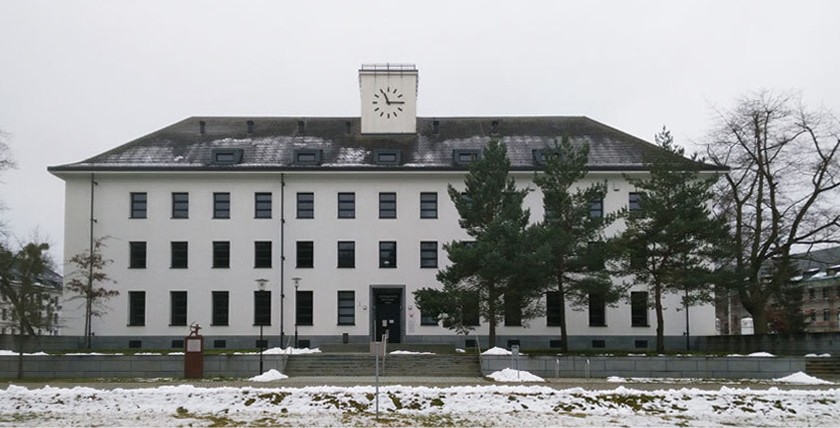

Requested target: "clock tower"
[{"left": 359, "top": 64, "right": 418, "bottom": 134}]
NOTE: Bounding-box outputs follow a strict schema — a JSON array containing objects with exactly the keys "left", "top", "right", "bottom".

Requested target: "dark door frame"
[{"left": 370, "top": 285, "right": 405, "bottom": 343}]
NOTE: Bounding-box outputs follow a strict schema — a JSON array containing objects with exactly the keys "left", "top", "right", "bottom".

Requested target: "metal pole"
[
  {"left": 279, "top": 173, "right": 285, "bottom": 347},
  {"left": 259, "top": 324, "right": 264, "bottom": 374},
  {"left": 294, "top": 279, "right": 300, "bottom": 348}
]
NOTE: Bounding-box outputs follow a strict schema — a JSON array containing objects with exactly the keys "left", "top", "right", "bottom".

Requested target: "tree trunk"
[
  {"left": 488, "top": 284, "right": 497, "bottom": 348},
  {"left": 654, "top": 283, "right": 665, "bottom": 354},
  {"left": 85, "top": 297, "right": 92, "bottom": 349},
  {"left": 16, "top": 324, "right": 24, "bottom": 380},
  {"left": 556, "top": 282, "right": 568, "bottom": 352},
  {"left": 751, "top": 304, "right": 768, "bottom": 335}
]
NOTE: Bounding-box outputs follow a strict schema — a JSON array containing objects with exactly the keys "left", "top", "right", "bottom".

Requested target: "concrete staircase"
[
  {"left": 283, "top": 353, "right": 482, "bottom": 377},
  {"left": 805, "top": 358, "right": 840, "bottom": 379}
]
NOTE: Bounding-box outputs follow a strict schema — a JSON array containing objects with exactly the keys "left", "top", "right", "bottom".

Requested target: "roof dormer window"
[
  {"left": 453, "top": 149, "right": 481, "bottom": 166},
  {"left": 294, "top": 149, "right": 322, "bottom": 165},
  {"left": 374, "top": 150, "right": 401, "bottom": 166},
  {"left": 211, "top": 149, "right": 244, "bottom": 165}
]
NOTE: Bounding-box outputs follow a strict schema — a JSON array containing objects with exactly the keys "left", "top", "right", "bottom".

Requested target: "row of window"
[
  {"left": 130, "top": 190, "right": 643, "bottom": 221},
  {"left": 422, "top": 290, "right": 651, "bottom": 328},
  {"left": 128, "top": 240, "right": 440, "bottom": 270},
  {"left": 127, "top": 289, "right": 322, "bottom": 327},
  {"left": 129, "top": 191, "right": 439, "bottom": 220},
  {"left": 127, "top": 288, "right": 651, "bottom": 330}
]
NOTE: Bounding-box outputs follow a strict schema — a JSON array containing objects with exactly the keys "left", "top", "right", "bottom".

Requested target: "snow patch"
[
  {"left": 455, "top": 348, "right": 466, "bottom": 353},
  {"left": 248, "top": 369, "right": 288, "bottom": 382},
  {"left": 805, "top": 353, "right": 832, "bottom": 358},
  {"left": 773, "top": 371, "right": 833, "bottom": 385},
  {"left": 486, "top": 368, "right": 545, "bottom": 382},
  {"left": 482, "top": 347, "right": 512, "bottom": 355},
  {"left": 389, "top": 350, "right": 435, "bottom": 355}
]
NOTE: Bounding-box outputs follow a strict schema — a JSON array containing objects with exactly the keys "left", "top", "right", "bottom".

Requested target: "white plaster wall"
[{"left": 56, "top": 169, "right": 717, "bottom": 340}]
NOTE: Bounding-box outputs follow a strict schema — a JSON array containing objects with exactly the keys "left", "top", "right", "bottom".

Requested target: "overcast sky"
[{"left": 1, "top": 0, "right": 838, "bottom": 266}]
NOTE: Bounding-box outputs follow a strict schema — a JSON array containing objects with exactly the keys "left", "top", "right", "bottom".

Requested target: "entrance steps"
[
  {"left": 319, "top": 343, "right": 456, "bottom": 354},
  {"left": 283, "top": 353, "right": 482, "bottom": 377},
  {"left": 805, "top": 357, "right": 840, "bottom": 379}
]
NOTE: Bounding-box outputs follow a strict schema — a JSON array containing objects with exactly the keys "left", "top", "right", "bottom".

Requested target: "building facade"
[{"left": 49, "top": 65, "right": 722, "bottom": 350}]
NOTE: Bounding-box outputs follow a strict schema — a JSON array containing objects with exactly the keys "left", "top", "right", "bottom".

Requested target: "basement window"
[
  {"left": 374, "top": 150, "right": 401, "bottom": 166},
  {"left": 211, "top": 149, "right": 244, "bottom": 165},
  {"left": 293, "top": 149, "right": 322, "bottom": 165},
  {"left": 453, "top": 149, "right": 481, "bottom": 166}
]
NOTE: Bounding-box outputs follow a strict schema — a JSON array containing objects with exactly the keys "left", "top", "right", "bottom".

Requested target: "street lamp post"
[
  {"left": 292, "top": 277, "right": 301, "bottom": 348},
  {"left": 255, "top": 278, "right": 268, "bottom": 374}
]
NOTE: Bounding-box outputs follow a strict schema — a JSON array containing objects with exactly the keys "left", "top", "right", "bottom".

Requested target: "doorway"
[{"left": 372, "top": 287, "right": 402, "bottom": 343}]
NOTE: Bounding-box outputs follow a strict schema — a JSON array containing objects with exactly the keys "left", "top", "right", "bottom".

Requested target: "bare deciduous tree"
[
  {"left": 707, "top": 90, "right": 840, "bottom": 334},
  {"left": 65, "top": 237, "right": 119, "bottom": 348}
]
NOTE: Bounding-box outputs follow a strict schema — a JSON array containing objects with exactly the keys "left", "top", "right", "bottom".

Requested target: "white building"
[{"left": 49, "top": 65, "right": 722, "bottom": 351}]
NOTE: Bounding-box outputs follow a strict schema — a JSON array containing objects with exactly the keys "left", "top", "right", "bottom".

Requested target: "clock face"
[{"left": 372, "top": 86, "right": 405, "bottom": 119}]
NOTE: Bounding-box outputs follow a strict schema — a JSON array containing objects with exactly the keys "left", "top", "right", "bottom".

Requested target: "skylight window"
[
  {"left": 210, "top": 149, "right": 244, "bottom": 165},
  {"left": 294, "top": 149, "right": 322, "bottom": 165},
  {"left": 374, "top": 150, "right": 401, "bottom": 165},
  {"left": 453, "top": 149, "right": 481, "bottom": 166}
]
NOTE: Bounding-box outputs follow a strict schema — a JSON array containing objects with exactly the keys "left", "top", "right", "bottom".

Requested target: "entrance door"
[{"left": 373, "top": 288, "right": 402, "bottom": 343}]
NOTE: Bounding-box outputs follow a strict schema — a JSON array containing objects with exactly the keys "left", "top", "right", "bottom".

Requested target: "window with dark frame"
[
  {"left": 212, "top": 291, "right": 229, "bottom": 326},
  {"left": 213, "top": 192, "right": 230, "bottom": 219},
  {"left": 172, "top": 192, "right": 189, "bottom": 219},
  {"left": 297, "top": 192, "right": 314, "bottom": 218},
  {"left": 588, "top": 293, "right": 606, "bottom": 326},
  {"left": 254, "top": 241, "right": 272, "bottom": 268},
  {"left": 375, "top": 150, "right": 401, "bottom": 165},
  {"left": 170, "top": 291, "right": 187, "bottom": 326},
  {"left": 213, "top": 241, "right": 230, "bottom": 268},
  {"left": 586, "top": 241, "right": 606, "bottom": 271},
  {"left": 338, "top": 192, "right": 355, "bottom": 218},
  {"left": 170, "top": 241, "right": 188, "bottom": 269},
  {"left": 294, "top": 149, "right": 321, "bottom": 165},
  {"left": 296, "top": 290, "right": 314, "bottom": 326},
  {"left": 546, "top": 291, "right": 561, "bottom": 326},
  {"left": 296, "top": 241, "right": 314, "bottom": 268},
  {"left": 420, "top": 307, "right": 438, "bottom": 326},
  {"left": 130, "top": 192, "right": 147, "bottom": 219},
  {"left": 420, "top": 192, "right": 438, "bottom": 219},
  {"left": 128, "top": 291, "right": 146, "bottom": 326},
  {"left": 504, "top": 294, "right": 522, "bottom": 326},
  {"left": 337, "top": 290, "right": 355, "bottom": 325},
  {"left": 628, "top": 192, "right": 643, "bottom": 213},
  {"left": 823, "top": 308, "right": 830, "bottom": 321},
  {"left": 453, "top": 149, "right": 480, "bottom": 165},
  {"left": 590, "top": 198, "right": 604, "bottom": 218},
  {"left": 255, "top": 192, "right": 272, "bottom": 218},
  {"left": 338, "top": 241, "right": 355, "bottom": 268},
  {"left": 129, "top": 241, "right": 147, "bottom": 269},
  {"left": 254, "top": 290, "right": 271, "bottom": 326},
  {"left": 463, "top": 292, "right": 480, "bottom": 326},
  {"left": 379, "top": 192, "right": 397, "bottom": 219},
  {"left": 420, "top": 241, "right": 438, "bottom": 268},
  {"left": 379, "top": 241, "right": 397, "bottom": 268},
  {"left": 631, "top": 291, "right": 649, "bottom": 327}
]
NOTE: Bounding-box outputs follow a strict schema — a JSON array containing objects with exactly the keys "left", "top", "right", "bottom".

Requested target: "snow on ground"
[
  {"left": 482, "top": 347, "right": 512, "bottom": 355},
  {"left": 248, "top": 369, "right": 288, "bottom": 382},
  {"left": 0, "top": 350, "right": 48, "bottom": 356},
  {"left": 389, "top": 350, "right": 435, "bottom": 355},
  {"left": 234, "top": 347, "right": 321, "bottom": 355},
  {"left": 455, "top": 348, "right": 466, "bottom": 353},
  {"left": 805, "top": 353, "right": 833, "bottom": 358},
  {"left": 486, "top": 368, "right": 545, "bottom": 382},
  {"left": 774, "top": 371, "right": 834, "bottom": 385},
  {"left": 1, "top": 383, "right": 839, "bottom": 426},
  {"left": 727, "top": 352, "right": 776, "bottom": 357}
]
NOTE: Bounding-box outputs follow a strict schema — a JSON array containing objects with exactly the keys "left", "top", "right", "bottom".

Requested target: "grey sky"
[{"left": 1, "top": 0, "right": 838, "bottom": 266}]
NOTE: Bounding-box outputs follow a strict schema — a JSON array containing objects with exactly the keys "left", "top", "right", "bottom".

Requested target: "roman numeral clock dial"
[{"left": 372, "top": 87, "right": 405, "bottom": 119}]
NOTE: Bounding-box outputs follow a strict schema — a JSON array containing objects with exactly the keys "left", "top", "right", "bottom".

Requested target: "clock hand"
[
  {"left": 389, "top": 101, "right": 405, "bottom": 104},
  {"left": 379, "top": 89, "right": 391, "bottom": 104}
]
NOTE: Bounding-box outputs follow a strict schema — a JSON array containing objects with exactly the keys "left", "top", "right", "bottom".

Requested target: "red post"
[{"left": 184, "top": 323, "right": 204, "bottom": 379}]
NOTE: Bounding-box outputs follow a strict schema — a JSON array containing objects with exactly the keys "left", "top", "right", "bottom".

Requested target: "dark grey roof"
[
  {"left": 791, "top": 247, "right": 840, "bottom": 272},
  {"left": 48, "top": 116, "right": 726, "bottom": 173}
]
